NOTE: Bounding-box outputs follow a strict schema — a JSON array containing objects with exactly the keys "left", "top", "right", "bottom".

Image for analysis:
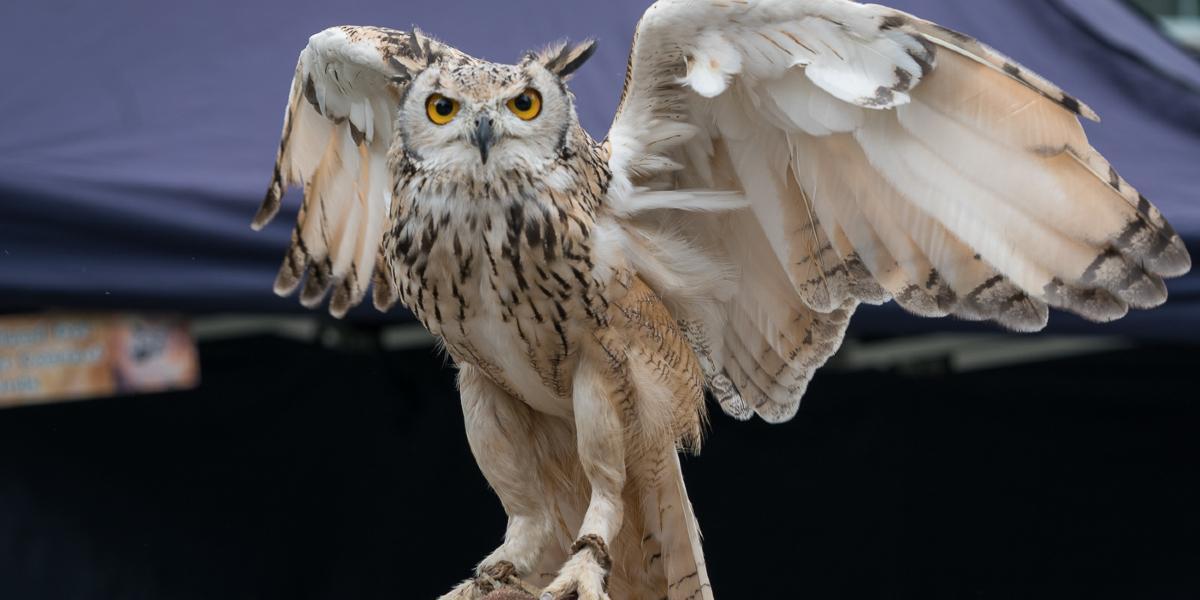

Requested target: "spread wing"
[
  {"left": 607, "top": 0, "right": 1192, "bottom": 422},
  {"left": 253, "top": 26, "right": 461, "bottom": 317}
]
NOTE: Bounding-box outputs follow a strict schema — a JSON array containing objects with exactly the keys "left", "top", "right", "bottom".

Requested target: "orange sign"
[{"left": 0, "top": 314, "right": 199, "bottom": 408}]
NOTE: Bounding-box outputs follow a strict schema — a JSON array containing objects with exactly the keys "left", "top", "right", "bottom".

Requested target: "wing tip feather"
[
  {"left": 273, "top": 270, "right": 301, "bottom": 297},
  {"left": 253, "top": 182, "right": 285, "bottom": 230}
]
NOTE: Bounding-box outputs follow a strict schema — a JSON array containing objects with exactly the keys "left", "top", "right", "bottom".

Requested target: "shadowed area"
[{"left": 1, "top": 334, "right": 1197, "bottom": 599}]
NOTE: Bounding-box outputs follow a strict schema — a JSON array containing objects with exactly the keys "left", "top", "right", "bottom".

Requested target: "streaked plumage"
[{"left": 254, "top": 2, "right": 1190, "bottom": 598}]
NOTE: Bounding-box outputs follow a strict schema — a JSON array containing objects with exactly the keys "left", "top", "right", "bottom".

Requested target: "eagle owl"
[{"left": 253, "top": 1, "right": 1191, "bottom": 598}]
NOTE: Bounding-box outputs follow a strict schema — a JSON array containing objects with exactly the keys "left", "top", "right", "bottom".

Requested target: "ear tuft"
[
  {"left": 533, "top": 40, "right": 598, "bottom": 79},
  {"left": 390, "top": 27, "right": 442, "bottom": 81}
]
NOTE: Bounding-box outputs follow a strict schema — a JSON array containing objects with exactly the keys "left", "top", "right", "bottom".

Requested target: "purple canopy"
[{"left": 1, "top": 0, "right": 1197, "bottom": 337}]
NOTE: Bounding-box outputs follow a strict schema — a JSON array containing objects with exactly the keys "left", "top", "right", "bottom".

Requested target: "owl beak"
[{"left": 473, "top": 115, "right": 495, "bottom": 164}]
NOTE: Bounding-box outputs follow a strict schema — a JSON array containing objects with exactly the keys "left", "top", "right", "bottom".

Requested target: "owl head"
[{"left": 397, "top": 40, "right": 597, "bottom": 177}]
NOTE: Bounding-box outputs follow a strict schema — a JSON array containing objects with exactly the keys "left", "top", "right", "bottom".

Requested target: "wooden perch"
[
  {"left": 482, "top": 588, "right": 537, "bottom": 600},
  {"left": 477, "top": 568, "right": 541, "bottom": 600}
]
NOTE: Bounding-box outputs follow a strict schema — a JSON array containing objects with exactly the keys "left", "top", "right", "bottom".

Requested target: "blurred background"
[
  {"left": 1133, "top": 0, "right": 1200, "bottom": 49},
  {"left": 0, "top": 0, "right": 1197, "bottom": 598}
]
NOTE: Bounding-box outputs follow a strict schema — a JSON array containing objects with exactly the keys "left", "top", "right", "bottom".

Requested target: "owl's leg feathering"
[
  {"left": 540, "top": 348, "right": 626, "bottom": 600},
  {"left": 443, "top": 365, "right": 561, "bottom": 600}
]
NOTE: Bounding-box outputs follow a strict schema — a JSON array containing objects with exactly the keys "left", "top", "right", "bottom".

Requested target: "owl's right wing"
[
  {"left": 605, "top": 0, "right": 1191, "bottom": 422},
  {"left": 253, "top": 26, "right": 457, "bottom": 317}
]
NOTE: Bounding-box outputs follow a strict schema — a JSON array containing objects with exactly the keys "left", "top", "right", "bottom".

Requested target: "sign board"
[{"left": 0, "top": 314, "right": 199, "bottom": 408}]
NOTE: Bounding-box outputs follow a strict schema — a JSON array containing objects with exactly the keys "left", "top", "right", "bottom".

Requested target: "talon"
[{"left": 538, "top": 589, "right": 580, "bottom": 600}]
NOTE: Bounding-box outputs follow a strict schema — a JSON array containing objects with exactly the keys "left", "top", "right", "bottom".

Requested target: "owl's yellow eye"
[
  {"left": 506, "top": 89, "right": 542, "bottom": 121},
  {"left": 426, "top": 94, "right": 459, "bottom": 125}
]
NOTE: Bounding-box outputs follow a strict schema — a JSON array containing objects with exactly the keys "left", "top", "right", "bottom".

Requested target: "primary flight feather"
[{"left": 253, "top": 2, "right": 1190, "bottom": 598}]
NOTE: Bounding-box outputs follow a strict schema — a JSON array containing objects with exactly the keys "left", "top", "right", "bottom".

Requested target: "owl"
[{"left": 252, "top": 2, "right": 1191, "bottom": 599}]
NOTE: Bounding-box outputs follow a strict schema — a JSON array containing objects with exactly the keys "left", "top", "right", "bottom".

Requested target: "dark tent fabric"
[{"left": 1, "top": 0, "right": 1197, "bottom": 336}]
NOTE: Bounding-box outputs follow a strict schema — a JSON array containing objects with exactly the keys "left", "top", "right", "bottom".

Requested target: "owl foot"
[
  {"left": 478, "top": 561, "right": 523, "bottom": 591},
  {"left": 437, "top": 562, "right": 523, "bottom": 600},
  {"left": 539, "top": 535, "right": 612, "bottom": 600}
]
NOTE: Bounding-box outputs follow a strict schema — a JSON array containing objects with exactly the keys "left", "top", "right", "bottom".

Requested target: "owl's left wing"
[
  {"left": 606, "top": 0, "right": 1191, "bottom": 422},
  {"left": 254, "top": 26, "right": 457, "bottom": 317}
]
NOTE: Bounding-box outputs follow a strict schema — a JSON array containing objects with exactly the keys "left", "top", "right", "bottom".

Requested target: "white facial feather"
[{"left": 398, "top": 60, "right": 575, "bottom": 179}]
